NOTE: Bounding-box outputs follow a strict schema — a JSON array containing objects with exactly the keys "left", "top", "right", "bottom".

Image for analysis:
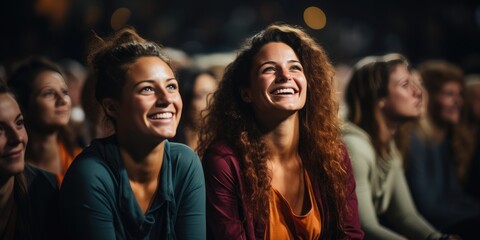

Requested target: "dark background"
[{"left": 1, "top": 0, "right": 479, "bottom": 72}]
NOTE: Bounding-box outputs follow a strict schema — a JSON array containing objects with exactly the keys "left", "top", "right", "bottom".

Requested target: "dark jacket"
[{"left": 202, "top": 141, "right": 364, "bottom": 240}]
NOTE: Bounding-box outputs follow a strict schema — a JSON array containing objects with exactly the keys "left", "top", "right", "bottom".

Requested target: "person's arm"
[
  {"left": 340, "top": 146, "right": 365, "bottom": 239},
  {"left": 202, "top": 145, "right": 248, "bottom": 240},
  {"left": 343, "top": 134, "right": 407, "bottom": 240},
  {"left": 174, "top": 148, "right": 206, "bottom": 240},
  {"left": 385, "top": 159, "right": 442, "bottom": 240},
  {"left": 60, "top": 158, "right": 117, "bottom": 240}
]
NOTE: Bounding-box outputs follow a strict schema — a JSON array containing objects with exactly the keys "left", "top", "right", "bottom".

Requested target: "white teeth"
[
  {"left": 150, "top": 113, "right": 173, "bottom": 119},
  {"left": 273, "top": 88, "right": 295, "bottom": 95}
]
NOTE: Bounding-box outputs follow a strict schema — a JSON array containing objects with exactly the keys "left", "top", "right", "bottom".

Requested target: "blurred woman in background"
[
  {"left": 7, "top": 57, "right": 82, "bottom": 184},
  {"left": 342, "top": 53, "right": 451, "bottom": 239},
  {"left": 404, "top": 60, "right": 480, "bottom": 239},
  {"left": 174, "top": 68, "right": 218, "bottom": 151}
]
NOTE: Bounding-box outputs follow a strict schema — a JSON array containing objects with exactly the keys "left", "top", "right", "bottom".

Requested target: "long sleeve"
[
  {"left": 60, "top": 158, "right": 117, "bottom": 240},
  {"left": 343, "top": 133, "right": 407, "bottom": 240},
  {"left": 385, "top": 161, "right": 442, "bottom": 239},
  {"left": 202, "top": 144, "right": 250, "bottom": 240},
  {"left": 340, "top": 147, "right": 365, "bottom": 239}
]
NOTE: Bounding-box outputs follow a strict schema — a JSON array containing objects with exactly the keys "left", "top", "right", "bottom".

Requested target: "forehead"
[
  {"left": 193, "top": 74, "right": 217, "bottom": 90},
  {"left": 33, "top": 70, "right": 66, "bottom": 89},
  {"left": 253, "top": 42, "right": 299, "bottom": 63},
  {"left": 0, "top": 94, "right": 20, "bottom": 120},
  {"left": 440, "top": 81, "right": 462, "bottom": 91},
  {"left": 125, "top": 56, "right": 174, "bottom": 83},
  {"left": 390, "top": 64, "right": 409, "bottom": 78}
]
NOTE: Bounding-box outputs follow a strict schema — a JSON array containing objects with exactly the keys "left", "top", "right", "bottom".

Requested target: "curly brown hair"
[{"left": 197, "top": 24, "right": 349, "bottom": 235}]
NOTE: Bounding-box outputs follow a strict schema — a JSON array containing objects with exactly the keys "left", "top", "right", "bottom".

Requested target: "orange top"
[
  {"left": 265, "top": 171, "right": 321, "bottom": 240},
  {"left": 57, "top": 142, "right": 82, "bottom": 185}
]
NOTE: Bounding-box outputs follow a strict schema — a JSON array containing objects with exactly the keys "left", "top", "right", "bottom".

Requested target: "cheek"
[
  {"left": 0, "top": 138, "right": 6, "bottom": 153},
  {"left": 175, "top": 95, "right": 183, "bottom": 112}
]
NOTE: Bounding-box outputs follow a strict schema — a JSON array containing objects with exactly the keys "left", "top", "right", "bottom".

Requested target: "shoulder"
[
  {"left": 341, "top": 122, "right": 375, "bottom": 163},
  {"left": 202, "top": 141, "right": 240, "bottom": 171},
  {"left": 168, "top": 141, "right": 200, "bottom": 162},
  {"left": 62, "top": 137, "right": 119, "bottom": 191},
  {"left": 341, "top": 122, "right": 372, "bottom": 145},
  {"left": 24, "top": 164, "right": 58, "bottom": 192}
]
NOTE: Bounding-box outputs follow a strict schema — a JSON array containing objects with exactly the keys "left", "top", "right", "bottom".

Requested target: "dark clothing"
[
  {"left": 202, "top": 141, "right": 364, "bottom": 240},
  {"left": 60, "top": 136, "right": 206, "bottom": 240},
  {"left": 7, "top": 164, "right": 60, "bottom": 240},
  {"left": 406, "top": 132, "right": 480, "bottom": 232},
  {"left": 465, "top": 133, "right": 480, "bottom": 200}
]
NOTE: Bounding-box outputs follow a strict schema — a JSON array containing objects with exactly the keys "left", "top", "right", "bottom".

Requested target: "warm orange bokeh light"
[{"left": 303, "top": 6, "right": 326, "bottom": 30}]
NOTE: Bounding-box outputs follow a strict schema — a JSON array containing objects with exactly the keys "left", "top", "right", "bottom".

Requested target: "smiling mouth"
[
  {"left": 271, "top": 88, "right": 296, "bottom": 95},
  {"left": 149, "top": 113, "right": 173, "bottom": 119}
]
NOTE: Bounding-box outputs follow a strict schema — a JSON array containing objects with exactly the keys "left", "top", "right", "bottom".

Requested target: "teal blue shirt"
[{"left": 60, "top": 136, "right": 206, "bottom": 240}]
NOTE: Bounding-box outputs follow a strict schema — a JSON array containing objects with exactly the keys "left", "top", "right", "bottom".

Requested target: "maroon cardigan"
[{"left": 202, "top": 141, "right": 364, "bottom": 239}]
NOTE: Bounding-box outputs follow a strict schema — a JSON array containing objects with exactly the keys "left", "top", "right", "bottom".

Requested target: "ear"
[
  {"left": 102, "top": 98, "right": 118, "bottom": 119},
  {"left": 240, "top": 88, "right": 252, "bottom": 103},
  {"left": 377, "top": 98, "right": 386, "bottom": 109}
]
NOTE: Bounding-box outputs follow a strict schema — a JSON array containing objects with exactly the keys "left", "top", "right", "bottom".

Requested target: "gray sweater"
[{"left": 342, "top": 122, "right": 442, "bottom": 240}]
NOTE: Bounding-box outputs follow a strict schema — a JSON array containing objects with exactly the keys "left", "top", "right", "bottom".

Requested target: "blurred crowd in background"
[{"left": 1, "top": 0, "right": 480, "bottom": 70}]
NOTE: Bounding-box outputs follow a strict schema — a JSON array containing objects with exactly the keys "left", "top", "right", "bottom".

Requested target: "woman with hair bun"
[{"left": 60, "top": 27, "right": 205, "bottom": 240}]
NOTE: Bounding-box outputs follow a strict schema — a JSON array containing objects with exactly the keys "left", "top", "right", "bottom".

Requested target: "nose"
[
  {"left": 155, "top": 89, "right": 173, "bottom": 107},
  {"left": 55, "top": 92, "right": 69, "bottom": 106},
  {"left": 412, "top": 83, "right": 422, "bottom": 98},
  {"left": 276, "top": 67, "right": 291, "bottom": 83},
  {"left": 6, "top": 127, "right": 24, "bottom": 146}
]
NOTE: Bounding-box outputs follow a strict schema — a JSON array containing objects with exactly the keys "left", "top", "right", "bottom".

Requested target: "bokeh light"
[
  {"left": 303, "top": 6, "right": 326, "bottom": 30},
  {"left": 111, "top": 7, "right": 131, "bottom": 30}
]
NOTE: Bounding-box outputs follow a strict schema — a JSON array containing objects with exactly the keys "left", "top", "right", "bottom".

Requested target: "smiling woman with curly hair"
[{"left": 198, "top": 23, "right": 364, "bottom": 239}]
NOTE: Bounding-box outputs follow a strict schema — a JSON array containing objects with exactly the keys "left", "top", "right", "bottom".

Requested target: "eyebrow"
[
  {"left": 131, "top": 78, "right": 177, "bottom": 89},
  {"left": 257, "top": 59, "right": 301, "bottom": 70}
]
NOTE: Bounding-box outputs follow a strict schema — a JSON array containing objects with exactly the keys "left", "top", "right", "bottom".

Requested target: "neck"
[
  {"left": 383, "top": 116, "right": 400, "bottom": 141},
  {"left": 118, "top": 136, "right": 165, "bottom": 183},
  {"left": 26, "top": 131, "right": 60, "bottom": 165},
  {"left": 263, "top": 113, "right": 300, "bottom": 163},
  {"left": 184, "top": 126, "right": 199, "bottom": 151},
  {"left": 430, "top": 120, "right": 447, "bottom": 141}
]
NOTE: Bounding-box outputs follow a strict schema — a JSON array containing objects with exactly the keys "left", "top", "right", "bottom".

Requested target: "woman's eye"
[
  {"left": 140, "top": 87, "right": 155, "bottom": 94},
  {"left": 166, "top": 84, "right": 178, "bottom": 91},
  {"left": 262, "top": 66, "right": 276, "bottom": 73},
  {"left": 62, "top": 89, "right": 70, "bottom": 96},
  {"left": 290, "top": 65, "right": 303, "bottom": 71},
  {"left": 42, "top": 90, "right": 55, "bottom": 97},
  {"left": 16, "top": 118, "right": 24, "bottom": 128}
]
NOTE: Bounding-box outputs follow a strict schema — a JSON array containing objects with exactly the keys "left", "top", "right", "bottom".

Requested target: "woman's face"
[
  {"left": 31, "top": 71, "right": 71, "bottom": 129},
  {"left": 242, "top": 42, "right": 307, "bottom": 121},
  {"left": 432, "top": 81, "right": 463, "bottom": 124},
  {"left": 113, "top": 56, "right": 182, "bottom": 140},
  {"left": 382, "top": 64, "right": 422, "bottom": 120},
  {"left": 0, "top": 93, "right": 28, "bottom": 178},
  {"left": 190, "top": 73, "right": 218, "bottom": 125}
]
